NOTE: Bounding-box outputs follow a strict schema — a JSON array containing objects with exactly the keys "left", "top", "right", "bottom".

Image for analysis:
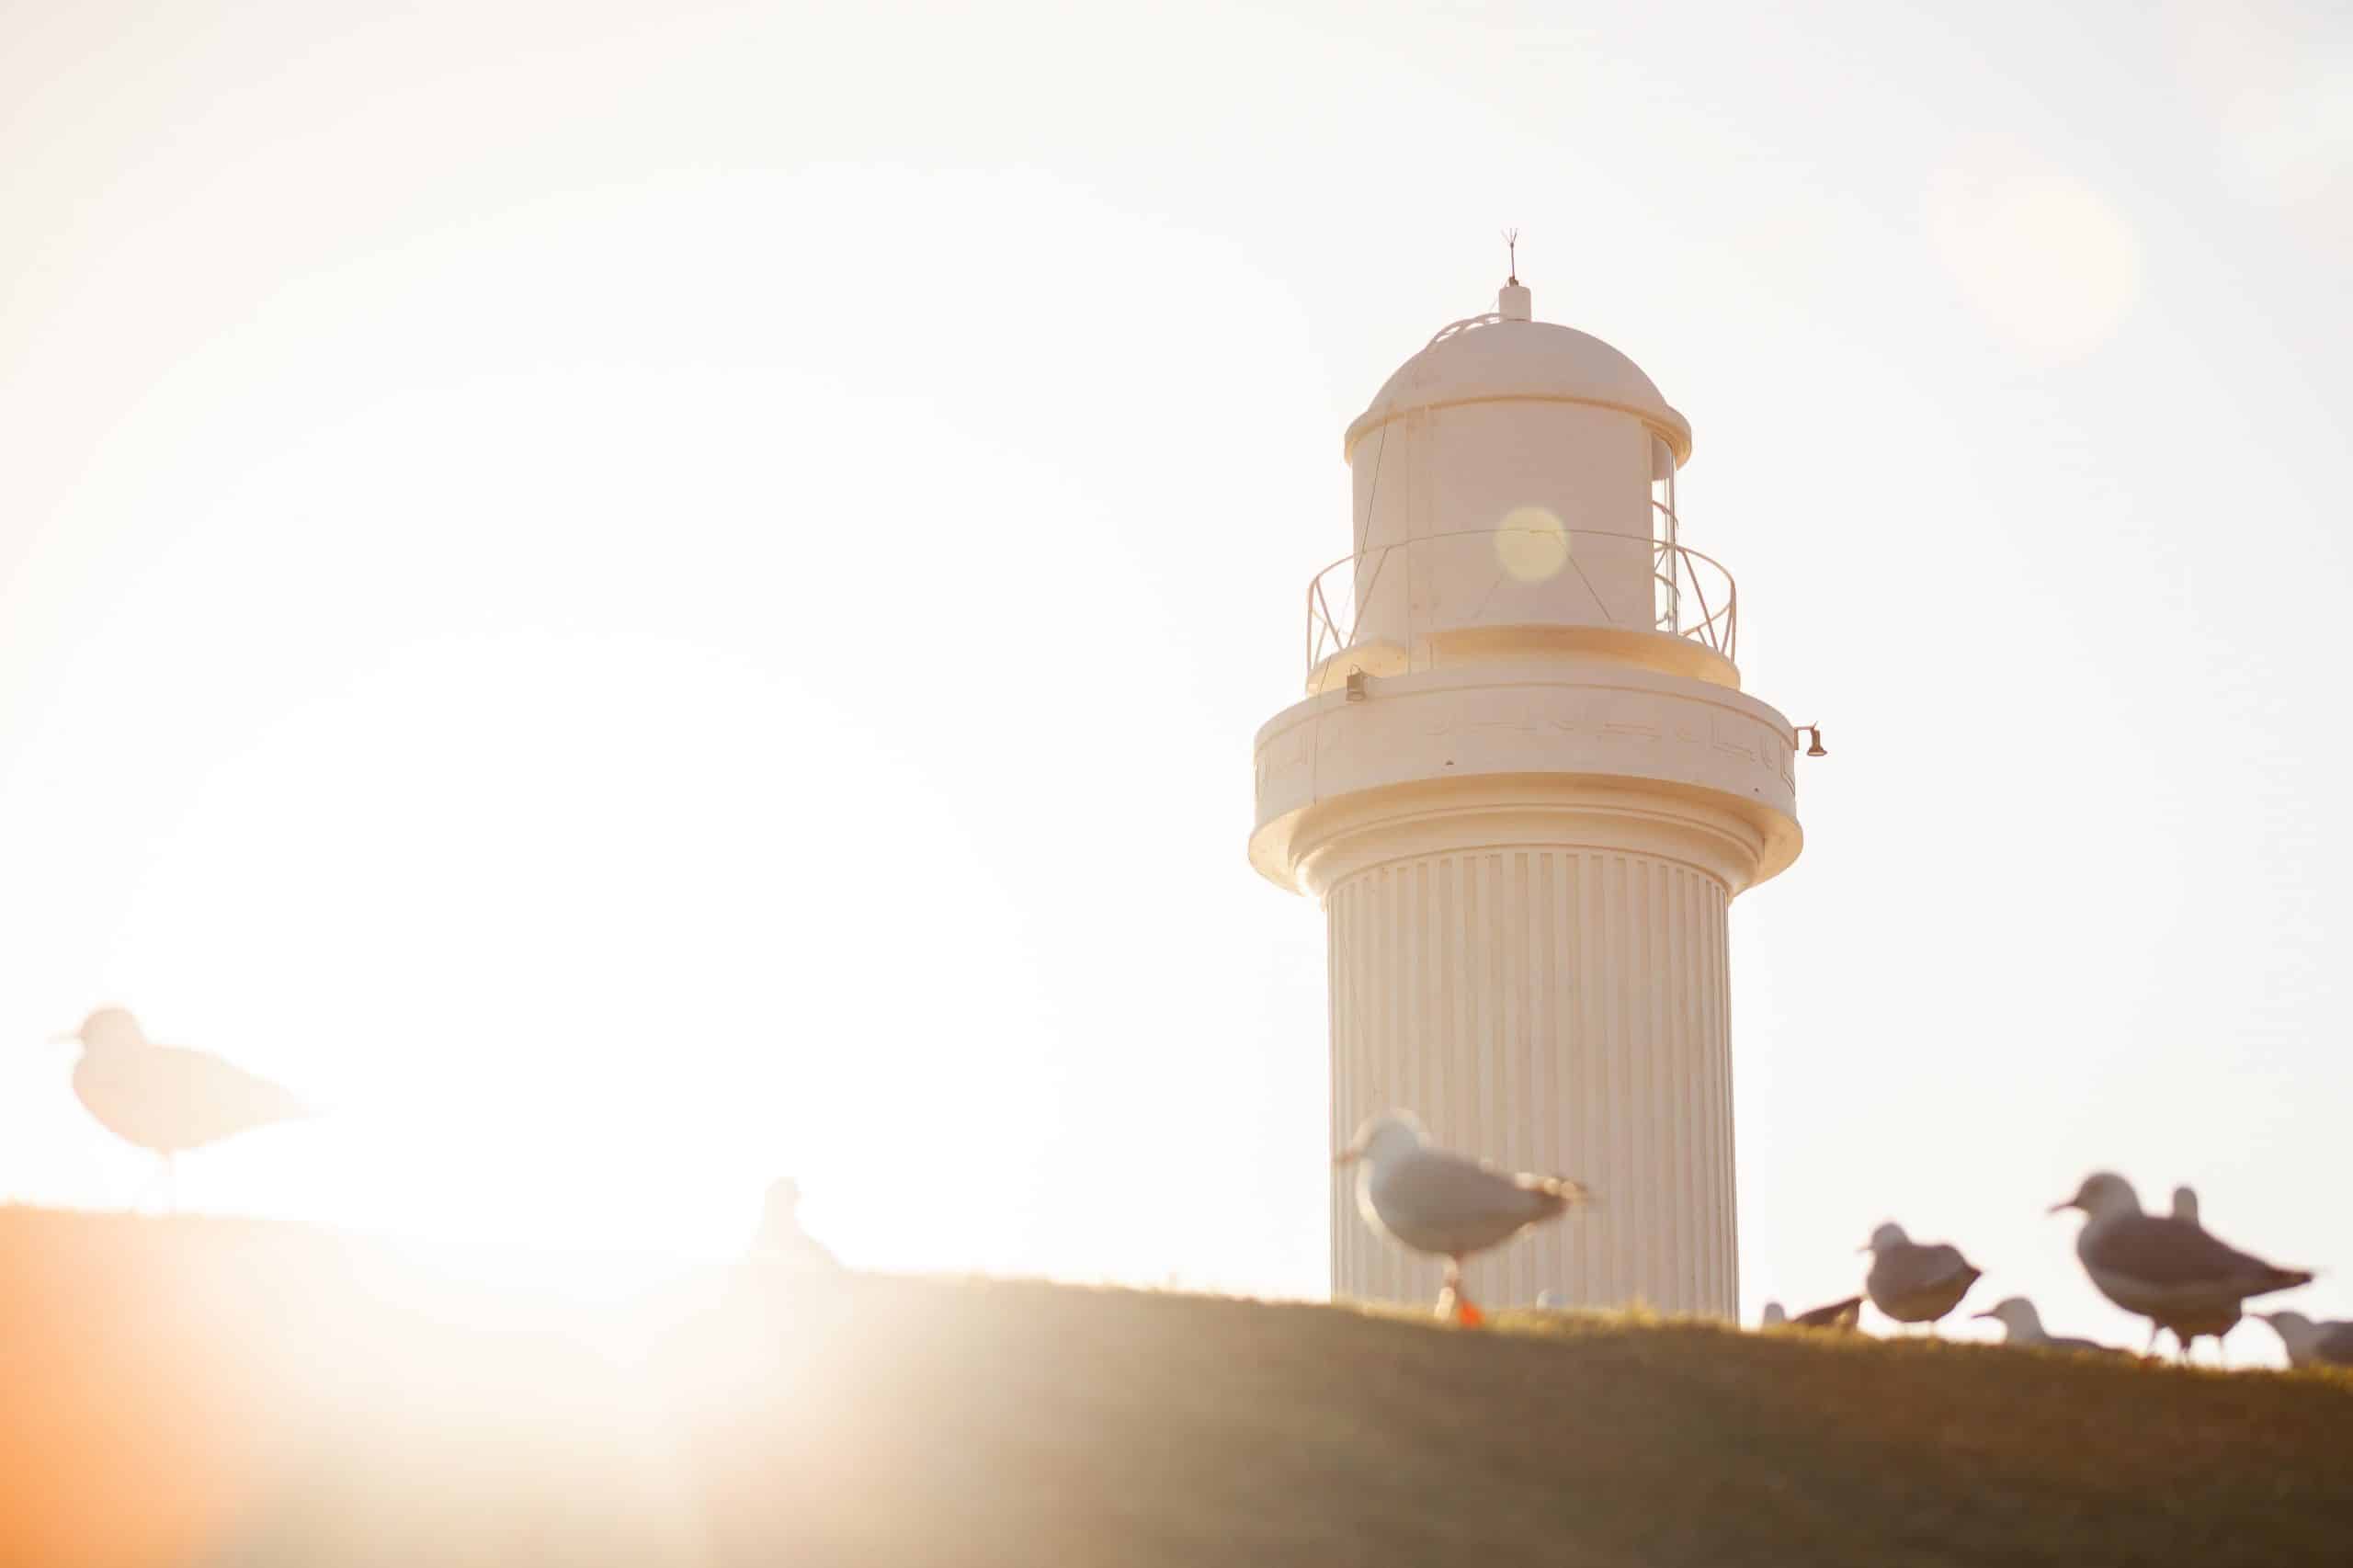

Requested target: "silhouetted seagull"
[
  {"left": 2050, "top": 1171, "right": 2310, "bottom": 1360},
  {"left": 1762, "top": 1295, "right": 1862, "bottom": 1332},
  {"left": 1336, "top": 1110, "right": 1590, "bottom": 1327},
  {"left": 750, "top": 1176, "right": 838, "bottom": 1270},
  {"left": 1971, "top": 1296, "right": 2125, "bottom": 1356},
  {"left": 1861, "top": 1223, "right": 1981, "bottom": 1334},
  {"left": 2254, "top": 1311, "right": 2353, "bottom": 1369},
  {"left": 49, "top": 1007, "right": 307, "bottom": 1204}
]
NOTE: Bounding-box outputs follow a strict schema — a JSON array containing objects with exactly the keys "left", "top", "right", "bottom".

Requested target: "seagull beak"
[
  {"left": 45, "top": 1030, "right": 78, "bottom": 1045},
  {"left": 1969, "top": 1310, "right": 1993, "bottom": 1320},
  {"left": 1332, "top": 1149, "right": 1360, "bottom": 1167},
  {"left": 2045, "top": 1199, "right": 2075, "bottom": 1215},
  {"left": 1854, "top": 1242, "right": 1870, "bottom": 1255}
]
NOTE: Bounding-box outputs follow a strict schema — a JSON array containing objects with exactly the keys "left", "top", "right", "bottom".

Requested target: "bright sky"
[{"left": 2, "top": 1, "right": 2347, "bottom": 1355}]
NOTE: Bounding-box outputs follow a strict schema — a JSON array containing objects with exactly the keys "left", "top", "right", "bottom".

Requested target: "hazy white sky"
[{"left": 2, "top": 1, "right": 2347, "bottom": 1352}]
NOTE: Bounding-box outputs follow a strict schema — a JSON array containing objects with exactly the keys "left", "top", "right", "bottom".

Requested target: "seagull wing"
[
  {"left": 148, "top": 1045, "right": 310, "bottom": 1145},
  {"left": 1793, "top": 1296, "right": 1864, "bottom": 1329},
  {"left": 2083, "top": 1215, "right": 2309, "bottom": 1293},
  {"left": 1370, "top": 1147, "right": 1582, "bottom": 1256},
  {"left": 1872, "top": 1242, "right": 1975, "bottom": 1301}
]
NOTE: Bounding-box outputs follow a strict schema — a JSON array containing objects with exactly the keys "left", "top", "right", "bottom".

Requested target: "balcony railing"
[{"left": 1304, "top": 526, "right": 1737, "bottom": 687}]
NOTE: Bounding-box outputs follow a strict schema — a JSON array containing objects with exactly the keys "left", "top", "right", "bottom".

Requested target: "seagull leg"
[
  {"left": 1441, "top": 1258, "right": 1485, "bottom": 1328},
  {"left": 1454, "top": 1279, "right": 1485, "bottom": 1330},
  {"left": 131, "top": 1155, "right": 174, "bottom": 1215}
]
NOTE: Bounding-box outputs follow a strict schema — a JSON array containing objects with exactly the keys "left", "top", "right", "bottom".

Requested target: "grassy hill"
[{"left": 4, "top": 1208, "right": 2350, "bottom": 1566}]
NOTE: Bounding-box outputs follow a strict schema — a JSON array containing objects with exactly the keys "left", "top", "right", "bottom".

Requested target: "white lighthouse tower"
[{"left": 1249, "top": 275, "right": 1806, "bottom": 1316}]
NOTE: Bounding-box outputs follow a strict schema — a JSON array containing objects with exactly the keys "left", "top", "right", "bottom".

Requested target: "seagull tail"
[{"left": 1531, "top": 1175, "right": 1595, "bottom": 1210}]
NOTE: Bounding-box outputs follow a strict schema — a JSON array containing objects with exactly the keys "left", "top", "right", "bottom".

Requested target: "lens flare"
[
  {"left": 1495, "top": 506, "right": 1569, "bottom": 583},
  {"left": 1923, "top": 158, "right": 2143, "bottom": 364}
]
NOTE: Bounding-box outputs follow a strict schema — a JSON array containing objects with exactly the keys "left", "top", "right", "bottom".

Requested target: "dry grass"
[{"left": 4, "top": 1207, "right": 2350, "bottom": 1566}]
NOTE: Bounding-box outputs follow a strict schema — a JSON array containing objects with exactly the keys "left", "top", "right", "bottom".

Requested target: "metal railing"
[{"left": 1305, "top": 526, "right": 1737, "bottom": 686}]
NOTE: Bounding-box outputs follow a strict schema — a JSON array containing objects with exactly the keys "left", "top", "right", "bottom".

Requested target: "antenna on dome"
[{"left": 1503, "top": 228, "right": 1520, "bottom": 285}]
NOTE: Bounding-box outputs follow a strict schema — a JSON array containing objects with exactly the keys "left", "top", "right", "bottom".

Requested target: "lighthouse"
[{"left": 1249, "top": 276, "right": 1805, "bottom": 1316}]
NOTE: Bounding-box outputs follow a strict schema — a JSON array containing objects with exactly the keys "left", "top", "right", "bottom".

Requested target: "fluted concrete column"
[{"left": 1325, "top": 845, "right": 1733, "bottom": 1313}]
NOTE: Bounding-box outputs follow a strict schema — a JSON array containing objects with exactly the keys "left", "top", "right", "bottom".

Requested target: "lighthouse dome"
[{"left": 1342, "top": 293, "right": 1691, "bottom": 465}]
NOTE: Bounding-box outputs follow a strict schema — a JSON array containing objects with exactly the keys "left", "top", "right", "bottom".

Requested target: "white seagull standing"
[
  {"left": 1971, "top": 1296, "right": 2126, "bottom": 1356},
  {"left": 1335, "top": 1110, "right": 1591, "bottom": 1326},
  {"left": 49, "top": 1007, "right": 309, "bottom": 1204},
  {"left": 1860, "top": 1222, "right": 1982, "bottom": 1334},
  {"left": 2050, "top": 1171, "right": 2311, "bottom": 1360}
]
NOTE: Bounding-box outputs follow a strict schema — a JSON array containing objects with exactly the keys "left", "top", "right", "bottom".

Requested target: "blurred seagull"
[
  {"left": 1335, "top": 1110, "right": 1590, "bottom": 1327},
  {"left": 1971, "top": 1296, "right": 2125, "bottom": 1356},
  {"left": 1762, "top": 1295, "right": 1863, "bottom": 1332},
  {"left": 2254, "top": 1311, "right": 2353, "bottom": 1369},
  {"left": 49, "top": 1006, "right": 308, "bottom": 1203},
  {"left": 1860, "top": 1223, "right": 1982, "bottom": 1334},
  {"left": 750, "top": 1176, "right": 838, "bottom": 1271},
  {"left": 2050, "top": 1172, "right": 2310, "bottom": 1360}
]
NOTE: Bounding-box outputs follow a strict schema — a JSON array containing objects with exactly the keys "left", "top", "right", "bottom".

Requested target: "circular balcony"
[{"left": 1304, "top": 527, "right": 1738, "bottom": 694}]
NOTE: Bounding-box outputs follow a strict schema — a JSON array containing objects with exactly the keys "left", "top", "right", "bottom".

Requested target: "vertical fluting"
[{"left": 1325, "top": 847, "right": 1734, "bottom": 1315}]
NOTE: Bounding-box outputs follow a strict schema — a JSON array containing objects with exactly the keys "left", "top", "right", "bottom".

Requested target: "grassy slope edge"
[{"left": 4, "top": 1209, "right": 2349, "bottom": 1567}]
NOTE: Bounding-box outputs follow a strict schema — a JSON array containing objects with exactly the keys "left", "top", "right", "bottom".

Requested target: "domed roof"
[{"left": 1343, "top": 291, "right": 1691, "bottom": 464}]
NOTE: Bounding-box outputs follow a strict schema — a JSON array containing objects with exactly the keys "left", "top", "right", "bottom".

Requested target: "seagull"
[
  {"left": 48, "top": 1006, "right": 308, "bottom": 1204},
  {"left": 1335, "top": 1110, "right": 1591, "bottom": 1327},
  {"left": 750, "top": 1176, "right": 838, "bottom": 1270},
  {"left": 1761, "top": 1296, "right": 1862, "bottom": 1332},
  {"left": 2050, "top": 1171, "right": 2311, "bottom": 1361},
  {"left": 2254, "top": 1312, "right": 2353, "bottom": 1369},
  {"left": 2170, "top": 1185, "right": 2200, "bottom": 1226},
  {"left": 1860, "top": 1222, "right": 1982, "bottom": 1334},
  {"left": 1971, "top": 1296, "right": 2126, "bottom": 1356}
]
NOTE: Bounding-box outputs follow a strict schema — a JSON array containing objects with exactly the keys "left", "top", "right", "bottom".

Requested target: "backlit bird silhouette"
[
  {"left": 2050, "top": 1171, "right": 2310, "bottom": 1361},
  {"left": 750, "top": 1176, "right": 839, "bottom": 1271},
  {"left": 50, "top": 1006, "right": 309, "bottom": 1203},
  {"left": 1762, "top": 1295, "right": 1864, "bottom": 1332},
  {"left": 1860, "top": 1222, "right": 1982, "bottom": 1334}
]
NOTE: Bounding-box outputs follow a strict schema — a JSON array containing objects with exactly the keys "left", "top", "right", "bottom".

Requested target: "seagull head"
[
  {"left": 2170, "top": 1185, "right": 2200, "bottom": 1225},
  {"left": 1760, "top": 1301, "right": 1787, "bottom": 1326},
  {"left": 48, "top": 1006, "right": 146, "bottom": 1054},
  {"left": 2256, "top": 1311, "right": 2318, "bottom": 1356},
  {"left": 1971, "top": 1296, "right": 2041, "bottom": 1335},
  {"left": 1335, "top": 1110, "right": 1425, "bottom": 1171},
  {"left": 2049, "top": 1170, "right": 2140, "bottom": 1221},
  {"left": 1859, "top": 1221, "right": 1910, "bottom": 1256}
]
